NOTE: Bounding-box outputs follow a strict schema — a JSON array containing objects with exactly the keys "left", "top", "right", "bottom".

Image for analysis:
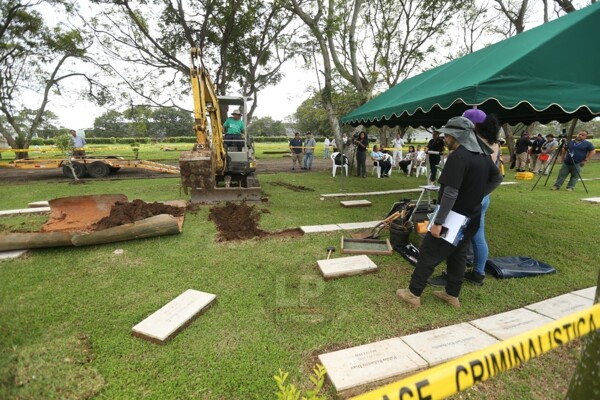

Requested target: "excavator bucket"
[
  {"left": 180, "top": 150, "right": 262, "bottom": 203},
  {"left": 179, "top": 150, "right": 216, "bottom": 194}
]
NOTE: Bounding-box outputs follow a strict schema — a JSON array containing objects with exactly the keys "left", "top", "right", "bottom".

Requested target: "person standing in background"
[
  {"left": 515, "top": 133, "right": 531, "bottom": 172},
  {"left": 425, "top": 130, "right": 445, "bottom": 184},
  {"left": 551, "top": 130, "right": 595, "bottom": 191},
  {"left": 323, "top": 136, "right": 331, "bottom": 158},
  {"left": 302, "top": 132, "right": 316, "bottom": 170},
  {"left": 354, "top": 131, "right": 369, "bottom": 178},
  {"left": 289, "top": 132, "right": 303, "bottom": 170},
  {"left": 392, "top": 133, "right": 405, "bottom": 168},
  {"left": 535, "top": 134, "right": 558, "bottom": 174},
  {"left": 70, "top": 130, "right": 86, "bottom": 157},
  {"left": 529, "top": 133, "right": 546, "bottom": 172}
]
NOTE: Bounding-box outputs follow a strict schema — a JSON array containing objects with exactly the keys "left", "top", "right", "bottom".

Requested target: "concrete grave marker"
[
  {"left": 132, "top": 289, "right": 216, "bottom": 344},
  {"left": 581, "top": 197, "right": 600, "bottom": 204},
  {"left": 525, "top": 293, "right": 593, "bottom": 320},
  {"left": 402, "top": 323, "right": 498, "bottom": 366},
  {"left": 318, "top": 338, "right": 427, "bottom": 394},
  {"left": 0, "top": 249, "right": 29, "bottom": 261},
  {"left": 340, "top": 200, "right": 372, "bottom": 208},
  {"left": 317, "top": 255, "right": 377, "bottom": 279},
  {"left": 300, "top": 224, "right": 342, "bottom": 234},
  {"left": 28, "top": 201, "right": 50, "bottom": 208},
  {"left": 571, "top": 286, "right": 596, "bottom": 300},
  {"left": 470, "top": 308, "right": 553, "bottom": 341},
  {"left": 337, "top": 221, "right": 380, "bottom": 230},
  {"left": 0, "top": 207, "right": 51, "bottom": 218}
]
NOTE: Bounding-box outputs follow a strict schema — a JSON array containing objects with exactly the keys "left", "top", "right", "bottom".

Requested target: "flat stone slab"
[
  {"left": 0, "top": 249, "right": 29, "bottom": 261},
  {"left": 402, "top": 323, "right": 498, "bottom": 366},
  {"left": 340, "top": 200, "right": 372, "bottom": 208},
  {"left": 300, "top": 224, "right": 342, "bottom": 233},
  {"left": 132, "top": 289, "right": 216, "bottom": 344},
  {"left": 317, "top": 255, "right": 377, "bottom": 279},
  {"left": 0, "top": 207, "right": 51, "bottom": 218},
  {"left": 470, "top": 308, "right": 554, "bottom": 341},
  {"left": 571, "top": 286, "right": 597, "bottom": 300},
  {"left": 337, "top": 221, "right": 380, "bottom": 230},
  {"left": 525, "top": 293, "right": 594, "bottom": 320},
  {"left": 581, "top": 197, "right": 600, "bottom": 204},
  {"left": 28, "top": 201, "right": 50, "bottom": 208},
  {"left": 318, "top": 338, "right": 427, "bottom": 393}
]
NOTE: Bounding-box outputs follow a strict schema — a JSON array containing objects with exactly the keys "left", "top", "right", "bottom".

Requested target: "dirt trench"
[{"left": 208, "top": 202, "right": 302, "bottom": 242}]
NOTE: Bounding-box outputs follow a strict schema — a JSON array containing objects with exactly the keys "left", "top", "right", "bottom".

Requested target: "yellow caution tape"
[{"left": 352, "top": 303, "right": 599, "bottom": 400}]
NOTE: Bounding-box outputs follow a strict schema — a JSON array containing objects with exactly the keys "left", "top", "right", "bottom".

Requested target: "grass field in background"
[
  {"left": 0, "top": 160, "right": 598, "bottom": 399},
  {"left": 2, "top": 138, "right": 599, "bottom": 163}
]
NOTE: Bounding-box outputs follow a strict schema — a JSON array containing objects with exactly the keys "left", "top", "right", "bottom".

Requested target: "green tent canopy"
[{"left": 341, "top": 2, "right": 600, "bottom": 128}]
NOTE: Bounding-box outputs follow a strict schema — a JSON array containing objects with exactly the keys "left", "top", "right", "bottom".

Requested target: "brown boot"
[
  {"left": 396, "top": 289, "right": 421, "bottom": 308},
  {"left": 432, "top": 291, "right": 460, "bottom": 308}
]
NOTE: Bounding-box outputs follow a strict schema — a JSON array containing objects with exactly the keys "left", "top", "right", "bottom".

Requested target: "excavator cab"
[{"left": 217, "top": 95, "right": 257, "bottom": 178}]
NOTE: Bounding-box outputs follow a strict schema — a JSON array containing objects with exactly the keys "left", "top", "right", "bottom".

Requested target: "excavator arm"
[{"left": 189, "top": 47, "right": 226, "bottom": 174}]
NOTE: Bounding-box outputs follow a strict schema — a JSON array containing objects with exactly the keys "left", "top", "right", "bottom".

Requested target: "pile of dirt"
[
  {"left": 208, "top": 202, "right": 303, "bottom": 242},
  {"left": 92, "top": 199, "right": 185, "bottom": 230}
]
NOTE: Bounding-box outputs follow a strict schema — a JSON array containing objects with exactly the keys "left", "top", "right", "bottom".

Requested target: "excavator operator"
[{"left": 223, "top": 109, "right": 245, "bottom": 151}]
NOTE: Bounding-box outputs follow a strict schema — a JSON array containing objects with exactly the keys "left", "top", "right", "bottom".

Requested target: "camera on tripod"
[{"left": 558, "top": 128, "right": 567, "bottom": 139}]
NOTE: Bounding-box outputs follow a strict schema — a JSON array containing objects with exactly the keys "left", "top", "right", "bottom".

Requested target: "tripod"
[{"left": 531, "top": 138, "right": 589, "bottom": 193}]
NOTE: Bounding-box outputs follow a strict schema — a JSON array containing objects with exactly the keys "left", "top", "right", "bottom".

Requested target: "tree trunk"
[
  {"left": 71, "top": 214, "right": 182, "bottom": 246},
  {"left": 502, "top": 124, "right": 515, "bottom": 158},
  {"left": 565, "top": 271, "right": 600, "bottom": 399}
]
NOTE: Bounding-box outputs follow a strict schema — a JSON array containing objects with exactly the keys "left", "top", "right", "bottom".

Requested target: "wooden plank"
[{"left": 132, "top": 289, "right": 216, "bottom": 344}]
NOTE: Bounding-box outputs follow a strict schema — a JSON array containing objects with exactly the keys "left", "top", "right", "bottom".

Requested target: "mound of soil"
[
  {"left": 93, "top": 199, "right": 185, "bottom": 230},
  {"left": 208, "top": 202, "right": 303, "bottom": 242}
]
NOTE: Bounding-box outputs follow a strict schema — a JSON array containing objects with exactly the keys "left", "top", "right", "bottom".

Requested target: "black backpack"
[{"left": 334, "top": 153, "right": 348, "bottom": 165}]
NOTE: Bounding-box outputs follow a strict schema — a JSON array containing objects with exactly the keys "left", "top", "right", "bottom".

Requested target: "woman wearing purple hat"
[{"left": 463, "top": 109, "right": 501, "bottom": 285}]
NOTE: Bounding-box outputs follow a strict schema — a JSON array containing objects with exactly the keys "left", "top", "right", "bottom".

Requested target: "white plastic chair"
[
  {"left": 331, "top": 152, "right": 348, "bottom": 177},
  {"left": 413, "top": 159, "right": 427, "bottom": 178},
  {"left": 372, "top": 160, "right": 382, "bottom": 178}
]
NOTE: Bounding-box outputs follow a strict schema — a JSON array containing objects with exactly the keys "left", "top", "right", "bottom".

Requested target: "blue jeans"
[
  {"left": 471, "top": 194, "right": 490, "bottom": 276},
  {"left": 303, "top": 153, "right": 314, "bottom": 169},
  {"left": 553, "top": 162, "right": 582, "bottom": 189}
]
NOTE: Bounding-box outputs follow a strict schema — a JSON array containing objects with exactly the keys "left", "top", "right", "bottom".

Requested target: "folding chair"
[{"left": 331, "top": 152, "right": 348, "bottom": 177}]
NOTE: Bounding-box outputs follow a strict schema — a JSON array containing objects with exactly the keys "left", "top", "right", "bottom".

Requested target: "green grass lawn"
[{"left": 0, "top": 162, "right": 598, "bottom": 399}]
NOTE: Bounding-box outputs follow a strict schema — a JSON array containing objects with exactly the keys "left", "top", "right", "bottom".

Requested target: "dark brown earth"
[
  {"left": 208, "top": 202, "right": 303, "bottom": 242},
  {"left": 92, "top": 199, "right": 185, "bottom": 230}
]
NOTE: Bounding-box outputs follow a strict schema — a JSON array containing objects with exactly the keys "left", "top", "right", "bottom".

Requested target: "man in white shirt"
[
  {"left": 323, "top": 136, "right": 331, "bottom": 158},
  {"left": 392, "top": 133, "right": 404, "bottom": 167}
]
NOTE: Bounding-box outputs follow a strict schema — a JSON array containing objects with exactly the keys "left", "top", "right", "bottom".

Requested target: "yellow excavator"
[{"left": 179, "top": 47, "right": 261, "bottom": 203}]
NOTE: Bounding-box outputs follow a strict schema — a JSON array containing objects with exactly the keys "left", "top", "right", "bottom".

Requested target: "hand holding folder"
[{"left": 426, "top": 206, "right": 470, "bottom": 246}]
